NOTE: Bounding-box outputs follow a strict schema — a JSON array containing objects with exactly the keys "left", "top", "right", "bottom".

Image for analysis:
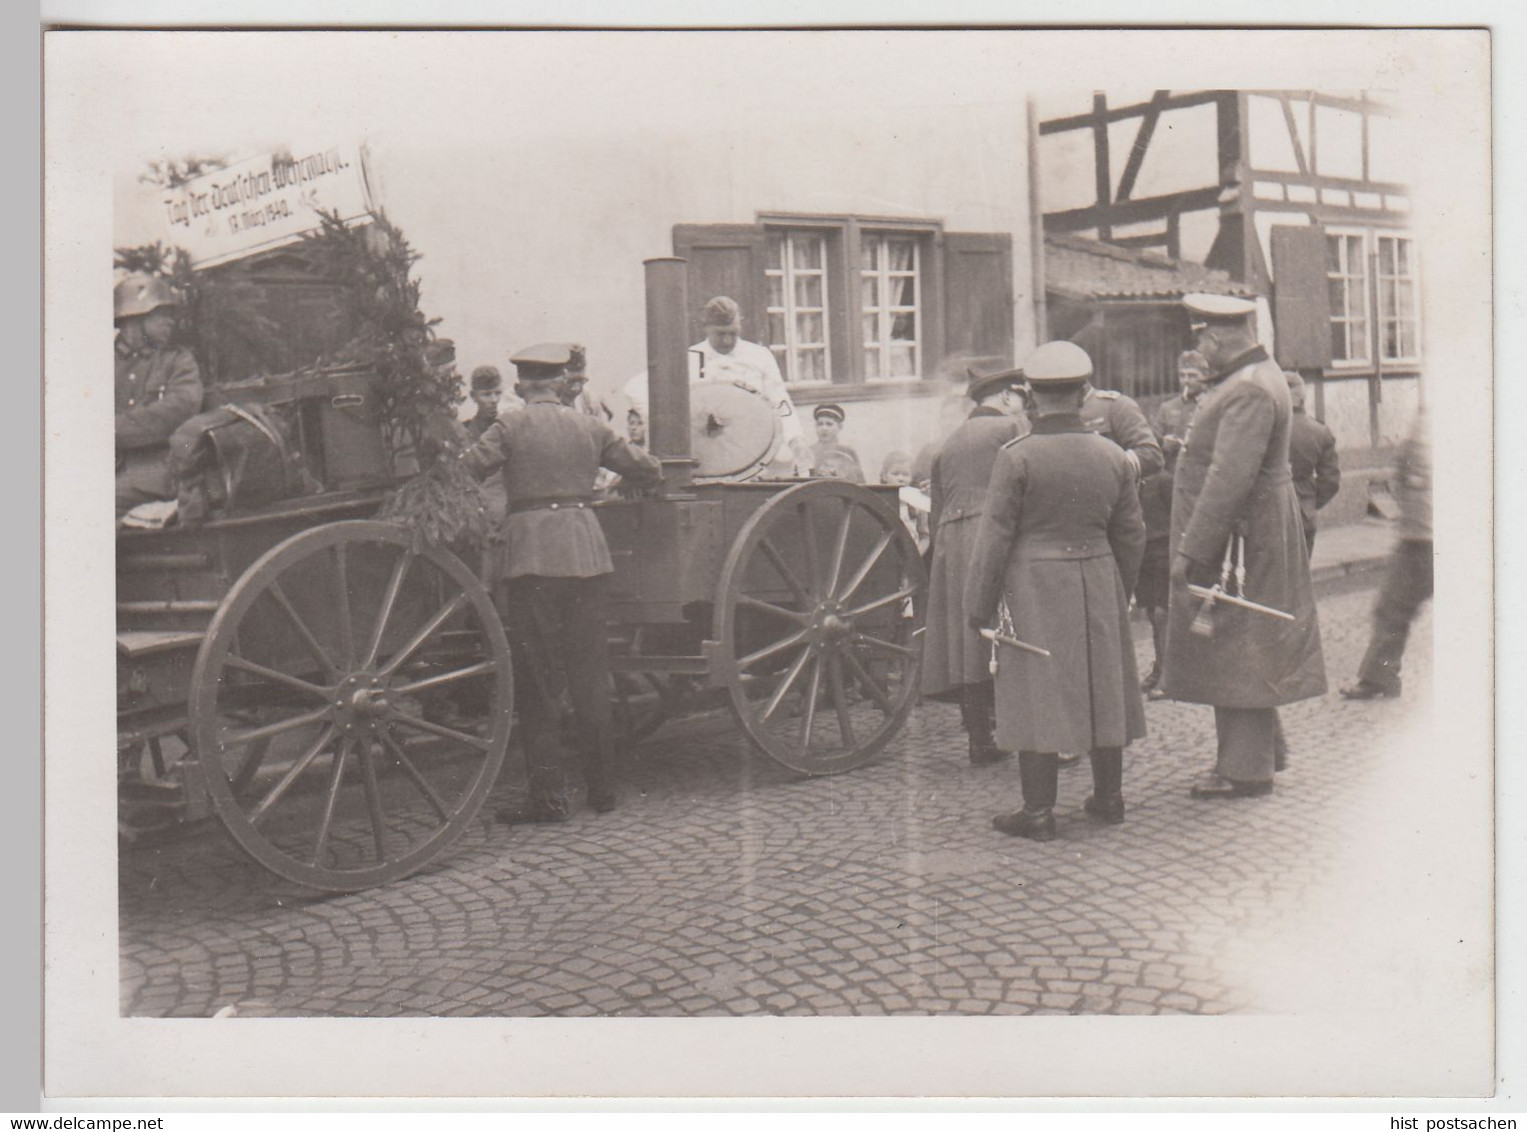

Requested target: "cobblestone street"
[{"left": 119, "top": 573, "right": 1433, "bottom": 1018}]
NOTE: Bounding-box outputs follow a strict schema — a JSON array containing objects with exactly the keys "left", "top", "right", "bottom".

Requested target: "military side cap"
[
  {"left": 470, "top": 365, "right": 502, "bottom": 391},
  {"left": 1183, "top": 292, "right": 1257, "bottom": 327},
  {"left": 511, "top": 342, "right": 579, "bottom": 379},
  {"left": 814, "top": 403, "right": 846, "bottom": 424},
  {"left": 1023, "top": 340, "right": 1094, "bottom": 384},
  {"left": 965, "top": 357, "right": 1024, "bottom": 402},
  {"left": 423, "top": 338, "right": 456, "bottom": 366}
]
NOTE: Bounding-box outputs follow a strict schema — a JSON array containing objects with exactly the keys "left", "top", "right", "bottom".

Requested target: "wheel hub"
[
  {"left": 811, "top": 600, "right": 854, "bottom": 644},
  {"left": 332, "top": 672, "right": 390, "bottom": 732}
]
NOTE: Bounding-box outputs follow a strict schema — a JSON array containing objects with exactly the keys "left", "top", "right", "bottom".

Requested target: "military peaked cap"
[
  {"left": 1023, "top": 340, "right": 1094, "bottom": 385},
  {"left": 813, "top": 403, "right": 846, "bottom": 424},
  {"left": 965, "top": 357, "right": 1024, "bottom": 402},
  {"left": 511, "top": 342, "right": 582, "bottom": 380},
  {"left": 1183, "top": 292, "right": 1258, "bottom": 327}
]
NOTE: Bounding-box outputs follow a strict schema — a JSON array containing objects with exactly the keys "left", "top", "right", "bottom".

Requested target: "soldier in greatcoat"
[
  {"left": 1163, "top": 295, "right": 1327, "bottom": 798},
  {"left": 463, "top": 343, "right": 662, "bottom": 821},
  {"left": 920, "top": 358, "right": 1029, "bottom": 765},
  {"left": 964, "top": 341, "right": 1147, "bottom": 841},
  {"left": 1284, "top": 370, "right": 1342, "bottom": 555}
]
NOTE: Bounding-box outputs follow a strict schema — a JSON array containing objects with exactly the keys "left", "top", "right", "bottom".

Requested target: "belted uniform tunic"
[{"left": 115, "top": 341, "right": 204, "bottom": 516}]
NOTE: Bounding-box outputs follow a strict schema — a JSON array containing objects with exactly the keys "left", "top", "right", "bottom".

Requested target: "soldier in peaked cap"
[
  {"left": 921, "top": 357, "right": 1029, "bottom": 766},
  {"left": 807, "top": 402, "right": 866, "bottom": 483},
  {"left": 964, "top": 341, "right": 1147, "bottom": 841},
  {"left": 1163, "top": 294, "right": 1326, "bottom": 799},
  {"left": 463, "top": 342, "right": 662, "bottom": 822},
  {"left": 114, "top": 272, "right": 204, "bottom": 519}
]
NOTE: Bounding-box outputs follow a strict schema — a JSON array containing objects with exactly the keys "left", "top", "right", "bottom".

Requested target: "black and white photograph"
[{"left": 42, "top": 20, "right": 1497, "bottom": 1102}]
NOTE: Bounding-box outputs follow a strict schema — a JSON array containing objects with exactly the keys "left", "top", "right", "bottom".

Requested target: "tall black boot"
[
  {"left": 960, "top": 682, "right": 1008, "bottom": 765},
  {"left": 1084, "top": 747, "right": 1125, "bottom": 824},
  {"left": 993, "top": 751, "right": 1057, "bottom": 840}
]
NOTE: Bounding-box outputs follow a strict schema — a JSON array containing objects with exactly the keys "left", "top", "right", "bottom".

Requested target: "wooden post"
[{"left": 644, "top": 257, "right": 697, "bottom": 494}]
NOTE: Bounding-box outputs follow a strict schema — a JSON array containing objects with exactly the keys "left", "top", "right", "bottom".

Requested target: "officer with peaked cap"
[
  {"left": 922, "top": 357, "right": 1029, "bottom": 765},
  {"left": 1163, "top": 294, "right": 1326, "bottom": 798},
  {"left": 114, "top": 272, "right": 204, "bottom": 519},
  {"left": 964, "top": 341, "right": 1147, "bottom": 840},
  {"left": 463, "top": 343, "right": 662, "bottom": 821}
]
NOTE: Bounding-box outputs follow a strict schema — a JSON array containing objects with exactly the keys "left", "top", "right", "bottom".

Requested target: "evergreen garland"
[{"left": 116, "top": 184, "right": 489, "bottom": 549}]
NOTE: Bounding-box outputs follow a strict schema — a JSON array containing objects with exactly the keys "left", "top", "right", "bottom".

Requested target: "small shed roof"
[{"left": 1044, "top": 234, "right": 1257, "bottom": 302}]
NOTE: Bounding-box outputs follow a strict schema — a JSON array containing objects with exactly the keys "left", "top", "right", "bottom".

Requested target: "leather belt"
[{"left": 509, "top": 496, "right": 594, "bottom": 515}]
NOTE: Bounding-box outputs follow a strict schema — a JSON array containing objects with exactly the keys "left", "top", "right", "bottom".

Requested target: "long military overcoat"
[
  {"left": 963, "top": 414, "right": 1147, "bottom": 754},
  {"left": 1161, "top": 346, "right": 1327, "bottom": 707},
  {"left": 920, "top": 406, "right": 1026, "bottom": 697}
]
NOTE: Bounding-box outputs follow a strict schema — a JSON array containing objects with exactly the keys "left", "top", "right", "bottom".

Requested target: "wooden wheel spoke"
[
  {"left": 842, "top": 647, "right": 895, "bottom": 714},
  {"left": 387, "top": 711, "right": 493, "bottom": 752},
  {"left": 230, "top": 738, "right": 272, "bottom": 796},
  {"left": 249, "top": 722, "right": 338, "bottom": 826},
  {"left": 380, "top": 726, "right": 452, "bottom": 823},
  {"left": 846, "top": 584, "right": 920, "bottom": 620},
  {"left": 738, "top": 626, "right": 812, "bottom": 672},
  {"left": 266, "top": 581, "right": 340, "bottom": 681},
  {"left": 851, "top": 632, "right": 917, "bottom": 659},
  {"left": 825, "top": 653, "right": 856, "bottom": 748},
  {"left": 378, "top": 593, "right": 469, "bottom": 678},
  {"left": 225, "top": 705, "right": 332, "bottom": 749},
  {"left": 309, "top": 739, "right": 350, "bottom": 866},
  {"left": 825, "top": 498, "right": 854, "bottom": 598},
  {"left": 759, "top": 643, "right": 816, "bottom": 724},
  {"left": 356, "top": 741, "right": 390, "bottom": 863},
  {"left": 223, "top": 653, "right": 332, "bottom": 700},
  {"left": 332, "top": 543, "right": 356, "bottom": 670},
  {"left": 759, "top": 538, "right": 814, "bottom": 607},
  {"left": 389, "top": 660, "right": 497, "bottom": 697},
  {"left": 797, "top": 652, "right": 824, "bottom": 749},
  {"left": 836, "top": 530, "right": 895, "bottom": 605},
  {"left": 798, "top": 500, "right": 823, "bottom": 598},
  {"left": 737, "top": 594, "right": 810, "bottom": 625},
  {"left": 363, "top": 549, "right": 414, "bottom": 669}
]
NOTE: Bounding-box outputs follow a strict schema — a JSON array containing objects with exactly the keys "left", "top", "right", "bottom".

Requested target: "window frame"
[
  {"left": 757, "top": 213, "right": 944, "bottom": 390},
  {"left": 1324, "top": 224, "right": 1371, "bottom": 369},
  {"left": 1374, "top": 231, "right": 1421, "bottom": 367},
  {"left": 859, "top": 231, "right": 923, "bottom": 384},
  {"left": 765, "top": 229, "right": 835, "bottom": 387}
]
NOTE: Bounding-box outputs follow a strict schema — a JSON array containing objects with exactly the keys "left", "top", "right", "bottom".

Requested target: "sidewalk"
[{"left": 1308, "top": 517, "right": 1396, "bottom": 589}]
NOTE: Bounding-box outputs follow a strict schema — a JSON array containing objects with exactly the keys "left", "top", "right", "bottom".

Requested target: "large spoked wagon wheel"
[
  {"left": 712, "top": 479, "right": 926, "bottom": 775},
  {"left": 188, "top": 520, "right": 513, "bottom": 891}
]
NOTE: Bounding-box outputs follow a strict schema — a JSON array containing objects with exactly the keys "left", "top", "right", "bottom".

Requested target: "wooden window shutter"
[
  {"left": 671, "top": 223, "right": 770, "bottom": 347},
  {"left": 943, "top": 231, "right": 1014, "bottom": 361},
  {"left": 1269, "top": 225, "right": 1333, "bottom": 369}
]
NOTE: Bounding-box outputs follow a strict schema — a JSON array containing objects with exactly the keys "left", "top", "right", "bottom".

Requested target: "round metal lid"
[{"left": 689, "top": 379, "right": 782, "bottom": 482}]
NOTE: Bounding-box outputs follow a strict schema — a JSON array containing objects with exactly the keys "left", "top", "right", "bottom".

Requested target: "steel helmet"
[{"left": 114, "top": 273, "right": 180, "bottom": 321}]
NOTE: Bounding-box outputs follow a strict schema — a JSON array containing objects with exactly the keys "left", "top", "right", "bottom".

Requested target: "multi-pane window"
[
  {"left": 765, "top": 231, "right": 832, "bottom": 384},
  {"left": 861, "top": 235, "right": 920, "bottom": 380},
  {"left": 1325, "top": 231, "right": 1369, "bottom": 364},
  {"left": 1376, "top": 234, "right": 1419, "bottom": 363}
]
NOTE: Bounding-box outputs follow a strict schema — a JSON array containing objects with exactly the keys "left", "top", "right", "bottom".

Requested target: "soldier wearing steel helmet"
[
  {"left": 964, "top": 340, "right": 1147, "bottom": 841},
  {"left": 1163, "top": 294, "right": 1326, "bottom": 799},
  {"left": 114, "top": 272, "right": 204, "bottom": 519}
]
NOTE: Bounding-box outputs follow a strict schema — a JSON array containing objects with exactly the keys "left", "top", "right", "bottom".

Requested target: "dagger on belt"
[{"left": 1189, "top": 531, "right": 1295, "bottom": 637}]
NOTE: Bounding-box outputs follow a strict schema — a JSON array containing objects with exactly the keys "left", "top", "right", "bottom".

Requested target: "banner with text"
[{"left": 161, "top": 144, "right": 375, "bottom": 268}]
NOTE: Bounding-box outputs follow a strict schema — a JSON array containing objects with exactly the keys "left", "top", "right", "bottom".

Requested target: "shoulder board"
[{"left": 1091, "top": 389, "right": 1121, "bottom": 400}]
